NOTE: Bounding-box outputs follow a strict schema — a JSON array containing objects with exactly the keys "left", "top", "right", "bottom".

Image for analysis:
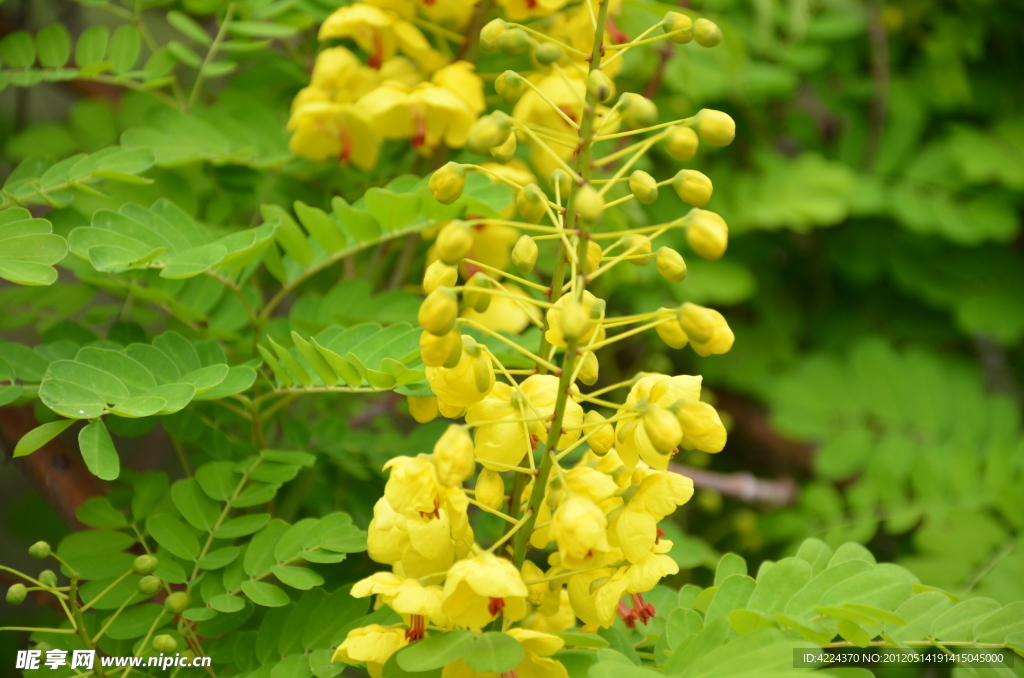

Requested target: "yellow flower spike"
[
  {"left": 441, "top": 553, "right": 529, "bottom": 630},
  {"left": 419, "top": 288, "right": 459, "bottom": 335},
  {"left": 686, "top": 208, "right": 729, "bottom": 261},
  {"left": 587, "top": 70, "right": 614, "bottom": 104},
  {"left": 512, "top": 235, "right": 539, "bottom": 274},
  {"left": 662, "top": 11, "right": 694, "bottom": 44},
  {"left": 433, "top": 425, "right": 476, "bottom": 487},
  {"left": 573, "top": 184, "right": 605, "bottom": 223},
  {"left": 577, "top": 350, "right": 599, "bottom": 385},
  {"left": 479, "top": 18, "right": 507, "bottom": 53},
  {"left": 287, "top": 102, "right": 380, "bottom": 170},
  {"left": 672, "top": 169, "right": 713, "bottom": 207},
  {"left": 642, "top": 405, "right": 683, "bottom": 455},
  {"left": 623, "top": 234, "right": 653, "bottom": 266},
  {"left": 495, "top": 70, "right": 526, "bottom": 106},
  {"left": 693, "top": 18, "right": 724, "bottom": 47},
  {"left": 427, "top": 336, "right": 495, "bottom": 408},
  {"left": 618, "top": 92, "right": 658, "bottom": 129},
  {"left": 420, "top": 328, "right": 463, "bottom": 368},
  {"left": 665, "top": 125, "right": 699, "bottom": 161},
  {"left": 583, "top": 239, "right": 602, "bottom": 275},
  {"left": 499, "top": 27, "right": 531, "bottom": 55},
  {"left": 463, "top": 273, "right": 492, "bottom": 313},
  {"left": 535, "top": 41, "right": 563, "bottom": 65},
  {"left": 582, "top": 411, "right": 615, "bottom": 455},
  {"left": 676, "top": 399, "right": 728, "bottom": 453},
  {"left": 615, "top": 374, "right": 702, "bottom": 470},
  {"left": 694, "top": 108, "right": 736, "bottom": 146},
  {"left": 423, "top": 259, "right": 459, "bottom": 294},
  {"left": 629, "top": 170, "right": 659, "bottom": 204},
  {"left": 516, "top": 183, "right": 549, "bottom": 224},
  {"left": 429, "top": 162, "right": 467, "bottom": 205},
  {"left": 409, "top": 395, "right": 439, "bottom": 423},
  {"left": 383, "top": 455, "right": 443, "bottom": 518},
  {"left": 678, "top": 302, "right": 734, "bottom": 356},
  {"left": 490, "top": 131, "right": 518, "bottom": 164},
  {"left": 432, "top": 61, "right": 486, "bottom": 116},
  {"left": 655, "top": 246, "right": 687, "bottom": 283},
  {"left": 331, "top": 624, "right": 408, "bottom": 674},
  {"left": 467, "top": 112, "right": 513, "bottom": 154},
  {"left": 436, "top": 221, "right": 473, "bottom": 264},
  {"left": 654, "top": 308, "right": 689, "bottom": 349},
  {"left": 545, "top": 291, "right": 605, "bottom": 347},
  {"left": 550, "top": 495, "right": 611, "bottom": 569},
  {"left": 475, "top": 468, "right": 505, "bottom": 510}
]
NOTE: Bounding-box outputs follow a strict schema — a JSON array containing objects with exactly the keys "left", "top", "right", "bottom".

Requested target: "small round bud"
[
  {"left": 467, "top": 114, "right": 513, "bottom": 154},
  {"left": 693, "top": 18, "right": 723, "bottom": 47},
  {"left": 587, "top": 70, "right": 613, "bottom": 103},
  {"left": 429, "top": 162, "right": 466, "bottom": 205},
  {"left": 578, "top": 350, "right": 599, "bottom": 385},
  {"left": 464, "top": 273, "right": 492, "bottom": 313},
  {"left": 535, "top": 42, "right": 562, "bottom": 65},
  {"left": 408, "top": 396, "right": 439, "bottom": 423},
  {"left": 433, "top": 425, "right": 475, "bottom": 487},
  {"left": 436, "top": 221, "right": 473, "bottom": 264},
  {"left": 475, "top": 469, "right": 505, "bottom": 510},
  {"left": 623, "top": 234, "right": 652, "bottom": 266},
  {"left": 490, "top": 131, "right": 517, "bottom": 164},
  {"left": 133, "top": 554, "right": 159, "bottom": 575},
  {"left": 7, "top": 584, "right": 27, "bottom": 605},
  {"left": 420, "top": 329, "right": 463, "bottom": 368},
  {"left": 164, "top": 591, "right": 190, "bottom": 614},
  {"left": 28, "top": 541, "right": 51, "bottom": 559},
  {"left": 153, "top": 635, "right": 178, "bottom": 653},
  {"left": 673, "top": 169, "right": 713, "bottom": 207},
  {"left": 499, "top": 28, "right": 529, "bottom": 56},
  {"left": 686, "top": 209, "right": 728, "bottom": 261},
  {"left": 549, "top": 169, "right": 572, "bottom": 196},
  {"left": 666, "top": 127, "right": 699, "bottom": 162},
  {"left": 138, "top": 575, "right": 162, "bottom": 596},
  {"left": 573, "top": 184, "right": 604, "bottom": 223},
  {"left": 558, "top": 297, "right": 591, "bottom": 342},
  {"left": 584, "top": 411, "right": 615, "bottom": 456},
  {"left": 517, "top": 183, "right": 548, "bottom": 224},
  {"left": 663, "top": 12, "right": 694, "bottom": 44},
  {"left": 479, "top": 19, "right": 507, "bottom": 53},
  {"left": 584, "top": 240, "right": 602, "bottom": 275},
  {"left": 512, "top": 235, "right": 539, "bottom": 274},
  {"left": 655, "top": 309, "right": 689, "bottom": 349},
  {"left": 644, "top": 405, "right": 683, "bottom": 455},
  {"left": 38, "top": 570, "right": 58, "bottom": 588},
  {"left": 694, "top": 109, "right": 735, "bottom": 147},
  {"left": 655, "top": 247, "right": 687, "bottom": 283},
  {"left": 628, "top": 171, "right": 659, "bottom": 205},
  {"left": 495, "top": 70, "right": 525, "bottom": 105},
  {"left": 423, "top": 259, "right": 458, "bottom": 294},
  {"left": 619, "top": 93, "right": 658, "bottom": 129},
  {"left": 418, "top": 288, "right": 459, "bottom": 335}
]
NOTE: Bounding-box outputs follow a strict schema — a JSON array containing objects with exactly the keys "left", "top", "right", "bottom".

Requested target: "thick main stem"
[{"left": 511, "top": 0, "right": 611, "bottom": 569}]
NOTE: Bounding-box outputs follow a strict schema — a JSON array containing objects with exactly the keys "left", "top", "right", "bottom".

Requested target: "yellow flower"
[
  {"left": 609, "top": 470, "right": 693, "bottom": 563},
  {"left": 461, "top": 283, "right": 541, "bottom": 335},
  {"left": 544, "top": 291, "right": 605, "bottom": 348},
  {"left": 567, "top": 543, "right": 677, "bottom": 629},
  {"left": 442, "top": 553, "right": 529, "bottom": 630},
  {"left": 379, "top": 55, "right": 426, "bottom": 87},
  {"left": 677, "top": 303, "right": 734, "bottom": 356},
  {"left": 361, "top": 81, "right": 476, "bottom": 152},
  {"left": 495, "top": 0, "right": 568, "bottom": 21},
  {"left": 432, "top": 61, "right": 486, "bottom": 116},
  {"left": 308, "top": 46, "right": 380, "bottom": 101},
  {"left": 433, "top": 425, "right": 476, "bottom": 487},
  {"left": 287, "top": 102, "right": 379, "bottom": 170},
  {"left": 332, "top": 624, "right": 408, "bottom": 678},
  {"left": 549, "top": 495, "right": 611, "bottom": 570},
  {"left": 319, "top": 4, "right": 442, "bottom": 70},
  {"left": 426, "top": 336, "right": 495, "bottom": 408},
  {"left": 384, "top": 455, "right": 443, "bottom": 518},
  {"left": 352, "top": 572, "right": 446, "bottom": 639},
  {"left": 676, "top": 399, "right": 727, "bottom": 453},
  {"left": 615, "top": 374, "right": 703, "bottom": 470},
  {"left": 420, "top": 0, "right": 477, "bottom": 29},
  {"left": 466, "top": 376, "right": 583, "bottom": 471},
  {"left": 367, "top": 494, "right": 464, "bottom": 579},
  {"left": 465, "top": 222, "right": 521, "bottom": 274},
  {"left": 531, "top": 467, "right": 619, "bottom": 549}
]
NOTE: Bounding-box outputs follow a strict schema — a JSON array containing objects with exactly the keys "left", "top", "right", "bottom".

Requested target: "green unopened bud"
[
  {"left": 549, "top": 169, "right": 572, "bottom": 196},
  {"left": 665, "top": 126, "right": 699, "bottom": 161},
  {"left": 495, "top": 70, "right": 525, "bottom": 105},
  {"left": 28, "top": 541, "right": 51, "bottom": 559},
  {"left": 153, "top": 635, "right": 178, "bottom": 653},
  {"left": 694, "top": 108, "right": 735, "bottom": 146},
  {"left": 38, "top": 570, "right": 57, "bottom": 588},
  {"left": 629, "top": 170, "right": 659, "bottom": 204},
  {"left": 663, "top": 12, "right": 694, "bottom": 44},
  {"left": 419, "top": 288, "right": 459, "bottom": 335},
  {"left": 693, "top": 18, "right": 723, "bottom": 47},
  {"left": 686, "top": 209, "right": 728, "bottom": 261},
  {"left": 479, "top": 19, "right": 507, "bottom": 53},
  {"left": 475, "top": 469, "right": 505, "bottom": 509},
  {"left": 7, "top": 584, "right": 27, "bottom": 605},
  {"left": 436, "top": 221, "right": 472, "bottom": 264},
  {"left": 559, "top": 297, "right": 591, "bottom": 342},
  {"left": 423, "top": 259, "right": 458, "bottom": 294},
  {"left": 490, "top": 131, "right": 517, "bottom": 164},
  {"left": 644, "top": 405, "right": 683, "bottom": 454},
  {"left": 656, "top": 247, "right": 687, "bottom": 283},
  {"left": 619, "top": 93, "right": 658, "bottom": 129},
  {"left": 517, "top": 183, "right": 548, "bottom": 224},
  {"left": 587, "top": 70, "right": 613, "bottom": 103},
  {"left": 673, "top": 169, "right": 713, "bottom": 207},
  {"left": 583, "top": 411, "right": 615, "bottom": 455},
  {"left": 420, "top": 329, "right": 462, "bottom": 368},
  {"left": 133, "top": 554, "right": 159, "bottom": 575},
  {"left": 573, "top": 184, "right": 604, "bottom": 223},
  {"left": 138, "top": 575, "right": 162, "bottom": 596},
  {"left": 467, "top": 113, "right": 513, "bottom": 154},
  {"left": 165, "top": 591, "right": 190, "bottom": 614},
  {"left": 623, "top": 234, "right": 652, "bottom": 266},
  {"left": 464, "top": 273, "right": 492, "bottom": 313},
  {"left": 535, "top": 41, "right": 562, "bottom": 65},
  {"left": 578, "top": 350, "right": 599, "bottom": 385},
  {"left": 512, "top": 235, "right": 539, "bottom": 274},
  {"left": 429, "top": 162, "right": 466, "bottom": 205},
  {"left": 499, "top": 28, "right": 529, "bottom": 55}
]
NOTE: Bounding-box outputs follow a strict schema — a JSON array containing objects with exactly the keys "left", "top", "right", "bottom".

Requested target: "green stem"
[
  {"left": 69, "top": 576, "right": 107, "bottom": 678},
  {"left": 188, "top": 3, "right": 235, "bottom": 109}
]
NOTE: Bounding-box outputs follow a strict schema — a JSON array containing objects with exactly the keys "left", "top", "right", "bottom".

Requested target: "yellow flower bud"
[
  {"left": 549, "top": 169, "right": 572, "bottom": 196},
  {"left": 464, "top": 273, "right": 492, "bottom": 313},
  {"left": 436, "top": 221, "right": 473, "bottom": 264},
  {"left": 438, "top": 399, "right": 468, "bottom": 419},
  {"left": 476, "top": 468, "right": 505, "bottom": 509},
  {"left": 623, "top": 234, "right": 652, "bottom": 266},
  {"left": 655, "top": 247, "right": 687, "bottom": 283},
  {"left": 429, "top": 162, "right": 466, "bottom": 205},
  {"left": 559, "top": 296, "right": 592, "bottom": 342},
  {"left": 495, "top": 70, "right": 525, "bottom": 105},
  {"left": 628, "top": 170, "right": 659, "bottom": 205},
  {"left": 663, "top": 12, "right": 694, "bottom": 44},
  {"left": 423, "top": 259, "right": 458, "bottom": 294},
  {"left": 584, "top": 239, "right": 602, "bottom": 275},
  {"left": 672, "top": 169, "right": 713, "bottom": 207},
  {"left": 419, "top": 288, "right": 459, "bottom": 335},
  {"left": 573, "top": 184, "right": 604, "bottom": 223},
  {"left": 469, "top": 344, "right": 493, "bottom": 394},
  {"left": 655, "top": 309, "right": 689, "bottom": 349},
  {"left": 644, "top": 405, "right": 683, "bottom": 454},
  {"left": 587, "top": 70, "right": 613, "bottom": 103},
  {"left": 479, "top": 19, "right": 507, "bottom": 53},
  {"left": 583, "top": 410, "right": 615, "bottom": 455},
  {"left": 512, "top": 235, "right": 539, "bottom": 274},
  {"left": 517, "top": 183, "right": 548, "bottom": 224},
  {"left": 535, "top": 42, "right": 562, "bottom": 65},
  {"left": 409, "top": 396, "right": 439, "bottom": 423},
  {"left": 467, "top": 113, "right": 513, "bottom": 154},
  {"left": 695, "top": 108, "right": 735, "bottom": 147},
  {"left": 676, "top": 399, "right": 727, "bottom": 453},
  {"left": 693, "top": 18, "right": 723, "bottom": 48},
  {"left": 665, "top": 126, "right": 699, "bottom": 161},
  {"left": 619, "top": 93, "right": 658, "bottom": 129},
  {"left": 577, "top": 350, "right": 599, "bottom": 385},
  {"left": 686, "top": 209, "right": 728, "bottom": 261},
  {"left": 550, "top": 495, "right": 610, "bottom": 568},
  {"left": 434, "top": 425, "right": 475, "bottom": 487},
  {"left": 490, "top": 131, "right": 517, "bottom": 164},
  {"left": 499, "top": 27, "right": 529, "bottom": 55},
  {"left": 420, "top": 329, "right": 463, "bottom": 367},
  {"left": 678, "top": 302, "right": 734, "bottom": 356}
]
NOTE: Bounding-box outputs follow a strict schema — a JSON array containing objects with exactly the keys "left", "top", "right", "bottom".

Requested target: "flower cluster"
[{"left": 311, "top": 1, "right": 738, "bottom": 676}]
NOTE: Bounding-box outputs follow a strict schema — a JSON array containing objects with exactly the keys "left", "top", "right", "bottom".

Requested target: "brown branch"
[
  {"left": 714, "top": 390, "right": 814, "bottom": 477},
  {"left": 862, "top": 0, "right": 890, "bottom": 169},
  {"left": 670, "top": 463, "right": 797, "bottom": 506}
]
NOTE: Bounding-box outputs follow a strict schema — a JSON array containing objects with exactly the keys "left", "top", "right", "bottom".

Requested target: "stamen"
[
  {"left": 488, "top": 597, "right": 506, "bottom": 617},
  {"left": 629, "top": 593, "right": 656, "bottom": 625},
  {"left": 405, "top": 614, "right": 426, "bottom": 641}
]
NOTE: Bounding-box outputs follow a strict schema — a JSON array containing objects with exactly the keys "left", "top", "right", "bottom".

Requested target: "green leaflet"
[{"left": 0, "top": 208, "right": 68, "bottom": 286}]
